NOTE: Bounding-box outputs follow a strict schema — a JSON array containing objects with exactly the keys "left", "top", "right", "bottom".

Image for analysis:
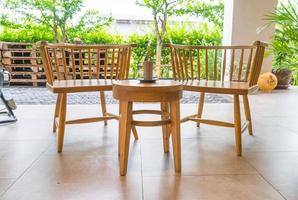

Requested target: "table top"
[
  {"left": 112, "top": 80, "right": 182, "bottom": 88},
  {"left": 112, "top": 80, "right": 183, "bottom": 102}
]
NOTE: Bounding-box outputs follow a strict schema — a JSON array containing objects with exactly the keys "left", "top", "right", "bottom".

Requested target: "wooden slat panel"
[
  {"left": 120, "top": 48, "right": 127, "bottom": 79},
  {"left": 104, "top": 49, "right": 108, "bottom": 79},
  {"left": 229, "top": 49, "right": 235, "bottom": 81},
  {"left": 238, "top": 48, "right": 244, "bottom": 81},
  {"left": 189, "top": 49, "right": 194, "bottom": 80},
  {"left": 125, "top": 47, "right": 131, "bottom": 79},
  {"left": 170, "top": 47, "right": 177, "bottom": 80},
  {"left": 222, "top": 49, "right": 227, "bottom": 81},
  {"left": 205, "top": 49, "right": 208, "bottom": 80},
  {"left": 88, "top": 48, "right": 92, "bottom": 79},
  {"left": 70, "top": 49, "right": 76, "bottom": 80},
  {"left": 245, "top": 48, "right": 253, "bottom": 81},
  {"left": 96, "top": 48, "right": 100, "bottom": 79},
  {"left": 197, "top": 49, "right": 201, "bottom": 80},
  {"left": 183, "top": 49, "right": 188, "bottom": 80},
  {"left": 53, "top": 49, "right": 61, "bottom": 80},
  {"left": 78, "top": 49, "right": 83, "bottom": 79},
  {"left": 110, "top": 48, "right": 115, "bottom": 80},
  {"left": 61, "top": 48, "right": 68, "bottom": 80},
  {"left": 178, "top": 49, "right": 185, "bottom": 80},
  {"left": 174, "top": 48, "right": 181, "bottom": 81},
  {"left": 115, "top": 48, "right": 121, "bottom": 80},
  {"left": 213, "top": 49, "right": 218, "bottom": 80}
]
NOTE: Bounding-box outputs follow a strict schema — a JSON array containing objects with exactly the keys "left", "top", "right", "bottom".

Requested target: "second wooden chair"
[{"left": 165, "top": 41, "right": 267, "bottom": 156}]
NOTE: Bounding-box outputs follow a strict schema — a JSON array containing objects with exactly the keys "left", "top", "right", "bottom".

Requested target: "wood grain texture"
[
  {"left": 57, "top": 93, "right": 67, "bottom": 153},
  {"left": 170, "top": 99, "right": 181, "bottom": 173},
  {"left": 234, "top": 95, "right": 242, "bottom": 156},
  {"left": 243, "top": 95, "right": 253, "bottom": 135},
  {"left": 119, "top": 101, "right": 133, "bottom": 176}
]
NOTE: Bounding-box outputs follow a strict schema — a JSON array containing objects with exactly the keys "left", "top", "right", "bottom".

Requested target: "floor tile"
[
  {"left": 141, "top": 139, "right": 257, "bottom": 176},
  {"left": 143, "top": 175, "right": 284, "bottom": 200},
  {"left": 1, "top": 154, "right": 142, "bottom": 200},
  {"left": 245, "top": 152, "right": 298, "bottom": 200},
  {"left": 0, "top": 141, "right": 50, "bottom": 178},
  {"left": 0, "top": 179, "right": 14, "bottom": 197}
]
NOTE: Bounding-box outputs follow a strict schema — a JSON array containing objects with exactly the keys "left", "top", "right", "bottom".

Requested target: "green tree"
[
  {"left": 136, "top": 0, "right": 223, "bottom": 77},
  {"left": 137, "top": 0, "right": 183, "bottom": 77},
  {"left": 1, "top": 0, "right": 112, "bottom": 42},
  {"left": 176, "top": 0, "right": 224, "bottom": 28}
]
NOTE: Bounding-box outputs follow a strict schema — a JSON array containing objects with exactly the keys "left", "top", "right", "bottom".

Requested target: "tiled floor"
[{"left": 0, "top": 88, "right": 297, "bottom": 200}]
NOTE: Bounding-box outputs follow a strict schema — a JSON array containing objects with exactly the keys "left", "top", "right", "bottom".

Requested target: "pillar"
[{"left": 223, "top": 0, "right": 278, "bottom": 72}]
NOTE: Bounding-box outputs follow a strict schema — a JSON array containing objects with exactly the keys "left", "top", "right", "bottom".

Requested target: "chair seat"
[
  {"left": 47, "top": 79, "right": 113, "bottom": 93},
  {"left": 182, "top": 80, "right": 258, "bottom": 95}
]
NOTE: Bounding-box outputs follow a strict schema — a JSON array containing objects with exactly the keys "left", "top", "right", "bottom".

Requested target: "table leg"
[
  {"left": 119, "top": 101, "right": 133, "bottom": 176},
  {"left": 170, "top": 99, "right": 181, "bottom": 173},
  {"left": 161, "top": 102, "right": 170, "bottom": 153}
]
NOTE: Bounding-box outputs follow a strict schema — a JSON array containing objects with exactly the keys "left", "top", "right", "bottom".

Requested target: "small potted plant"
[
  {"left": 271, "top": 39, "right": 295, "bottom": 89},
  {"left": 261, "top": 0, "right": 298, "bottom": 88}
]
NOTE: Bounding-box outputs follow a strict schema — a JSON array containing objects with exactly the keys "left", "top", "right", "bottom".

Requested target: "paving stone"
[{"left": 1, "top": 87, "right": 231, "bottom": 105}]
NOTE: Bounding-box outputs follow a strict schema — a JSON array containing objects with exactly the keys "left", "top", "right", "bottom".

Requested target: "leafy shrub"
[
  {"left": 0, "top": 23, "right": 222, "bottom": 78},
  {"left": 0, "top": 22, "right": 54, "bottom": 42}
]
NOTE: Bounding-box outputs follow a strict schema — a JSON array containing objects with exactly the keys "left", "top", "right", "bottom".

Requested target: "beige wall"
[{"left": 223, "top": 0, "right": 278, "bottom": 72}]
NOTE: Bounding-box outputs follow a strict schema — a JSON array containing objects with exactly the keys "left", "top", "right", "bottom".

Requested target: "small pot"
[{"left": 273, "top": 69, "right": 293, "bottom": 89}]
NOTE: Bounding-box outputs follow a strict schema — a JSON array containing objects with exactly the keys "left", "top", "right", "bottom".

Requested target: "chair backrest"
[
  {"left": 39, "top": 41, "right": 136, "bottom": 85},
  {"left": 165, "top": 41, "right": 267, "bottom": 87}
]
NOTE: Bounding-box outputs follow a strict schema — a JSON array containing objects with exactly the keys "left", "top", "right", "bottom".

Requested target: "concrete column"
[{"left": 223, "top": 0, "right": 278, "bottom": 72}]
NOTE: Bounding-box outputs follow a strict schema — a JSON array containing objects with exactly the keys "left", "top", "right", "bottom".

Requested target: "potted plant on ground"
[{"left": 263, "top": 0, "right": 298, "bottom": 88}]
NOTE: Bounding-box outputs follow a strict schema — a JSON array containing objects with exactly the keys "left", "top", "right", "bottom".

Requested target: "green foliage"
[
  {"left": 126, "top": 24, "right": 222, "bottom": 78},
  {"left": 176, "top": 0, "right": 224, "bottom": 28},
  {"left": 1, "top": 0, "right": 112, "bottom": 42},
  {"left": 68, "top": 28, "right": 123, "bottom": 44},
  {"left": 0, "top": 23, "right": 221, "bottom": 78},
  {"left": 136, "top": 0, "right": 184, "bottom": 16},
  {"left": 0, "top": 20, "right": 54, "bottom": 42},
  {"left": 0, "top": 0, "right": 223, "bottom": 79},
  {"left": 264, "top": 0, "right": 298, "bottom": 85}
]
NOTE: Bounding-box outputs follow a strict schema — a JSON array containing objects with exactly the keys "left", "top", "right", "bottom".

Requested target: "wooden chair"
[
  {"left": 39, "top": 42, "right": 138, "bottom": 152},
  {"left": 165, "top": 41, "right": 267, "bottom": 156}
]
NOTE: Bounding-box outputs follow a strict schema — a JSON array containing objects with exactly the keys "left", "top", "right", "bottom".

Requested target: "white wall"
[{"left": 223, "top": 0, "right": 278, "bottom": 72}]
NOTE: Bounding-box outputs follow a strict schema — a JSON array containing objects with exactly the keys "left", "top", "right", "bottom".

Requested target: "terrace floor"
[{"left": 0, "top": 87, "right": 297, "bottom": 200}]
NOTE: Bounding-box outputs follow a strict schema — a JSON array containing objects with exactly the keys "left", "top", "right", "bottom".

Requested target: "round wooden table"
[{"left": 113, "top": 80, "right": 183, "bottom": 176}]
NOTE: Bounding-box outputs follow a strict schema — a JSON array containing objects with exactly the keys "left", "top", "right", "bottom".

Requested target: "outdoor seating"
[
  {"left": 113, "top": 80, "right": 183, "bottom": 175},
  {"left": 165, "top": 41, "right": 267, "bottom": 156},
  {"left": 39, "top": 42, "right": 138, "bottom": 152}
]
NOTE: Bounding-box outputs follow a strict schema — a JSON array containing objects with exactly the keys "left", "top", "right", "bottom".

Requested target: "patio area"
[{"left": 0, "top": 87, "right": 297, "bottom": 200}]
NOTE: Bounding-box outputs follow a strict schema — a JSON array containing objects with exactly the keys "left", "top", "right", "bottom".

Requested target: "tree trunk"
[
  {"left": 156, "top": 38, "right": 162, "bottom": 78},
  {"left": 53, "top": 25, "right": 59, "bottom": 43},
  {"left": 52, "top": 0, "right": 59, "bottom": 43},
  {"left": 62, "top": 26, "right": 67, "bottom": 43}
]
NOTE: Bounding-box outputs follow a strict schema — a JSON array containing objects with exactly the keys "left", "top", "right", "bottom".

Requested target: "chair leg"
[
  {"left": 161, "top": 102, "right": 170, "bottom": 153},
  {"left": 197, "top": 92, "right": 205, "bottom": 127},
  {"left": 234, "top": 95, "right": 242, "bottom": 156},
  {"left": 57, "top": 93, "right": 67, "bottom": 153},
  {"left": 53, "top": 94, "right": 62, "bottom": 132},
  {"left": 170, "top": 99, "right": 181, "bottom": 173},
  {"left": 243, "top": 95, "right": 253, "bottom": 135},
  {"left": 131, "top": 126, "right": 139, "bottom": 140},
  {"left": 100, "top": 91, "right": 108, "bottom": 126},
  {"left": 119, "top": 101, "right": 133, "bottom": 176}
]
